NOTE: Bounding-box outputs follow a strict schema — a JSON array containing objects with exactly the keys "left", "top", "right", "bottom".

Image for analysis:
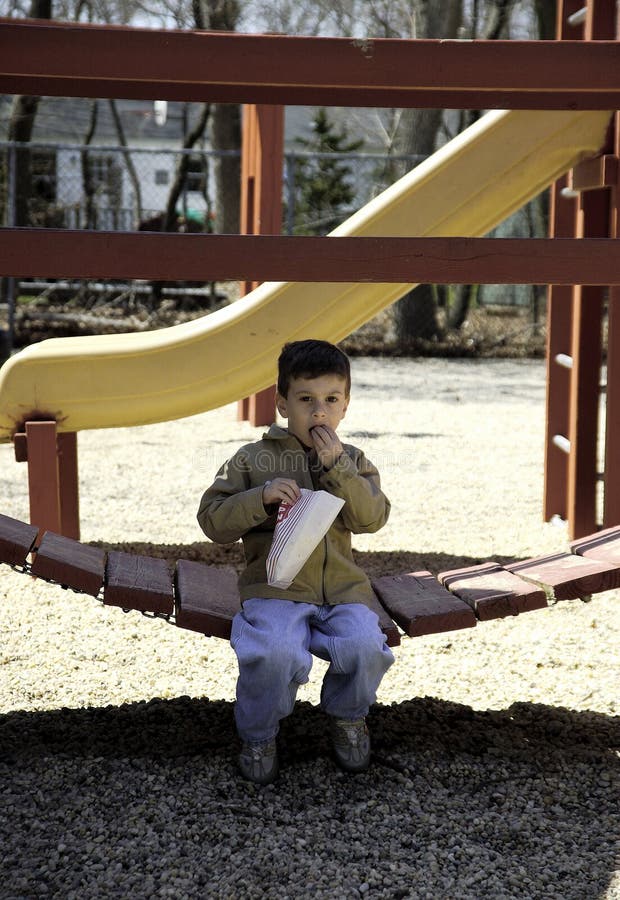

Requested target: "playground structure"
[{"left": 0, "top": 0, "right": 619, "bottom": 549}]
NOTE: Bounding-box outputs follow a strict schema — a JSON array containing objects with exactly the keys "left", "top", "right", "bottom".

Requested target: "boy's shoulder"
[{"left": 229, "top": 424, "right": 297, "bottom": 459}]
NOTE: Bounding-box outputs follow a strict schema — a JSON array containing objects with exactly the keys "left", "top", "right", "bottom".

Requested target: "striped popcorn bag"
[{"left": 266, "top": 488, "right": 345, "bottom": 589}]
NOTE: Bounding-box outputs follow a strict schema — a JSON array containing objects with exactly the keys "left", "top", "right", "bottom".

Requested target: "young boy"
[{"left": 197, "top": 339, "right": 394, "bottom": 784}]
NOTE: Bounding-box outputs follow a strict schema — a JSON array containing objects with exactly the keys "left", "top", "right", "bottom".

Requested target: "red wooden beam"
[
  {"left": 572, "top": 154, "right": 619, "bottom": 191},
  {"left": 1, "top": 230, "right": 620, "bottom": 284},
  {"left": 1, "top": 18, "right": 620, "bottom": 109}
]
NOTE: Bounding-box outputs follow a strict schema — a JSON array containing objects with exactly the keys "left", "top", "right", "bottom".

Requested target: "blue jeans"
[{"left": 230, "top": 597, "right": 395, "bottom": 743}]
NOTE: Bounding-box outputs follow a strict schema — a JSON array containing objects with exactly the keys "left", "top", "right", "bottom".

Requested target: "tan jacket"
[{"left": 197, "top": 424, "right": 390, "bottom": 605}]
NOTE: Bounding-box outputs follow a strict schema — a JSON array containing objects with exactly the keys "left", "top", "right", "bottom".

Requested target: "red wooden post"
[
  {"left": 237, "top": 104, "right": 284, "bottom": 426},
  {"left": 543, "top": 174, "right": 576, "bottom": 522},
  {"left": 24, "top": 421, "right": 80, "bottom": 540},
  {"left": 544, "top": 0, "right": 617, "bottom": 539},
  {"left": 544, "top": 0, "right": 585, "bottom": 527},
  {"left": 567, "top": 0, "right": 617, "bottom": 538},
  {"left": 57, "top": 431, "right": 80, "bottom": 539},
  {"left": 603, "top": 121, "right": 620, "bottom": 527}
]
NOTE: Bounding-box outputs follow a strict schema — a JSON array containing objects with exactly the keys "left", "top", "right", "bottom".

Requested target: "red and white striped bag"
[{"left": 266, "top": 488, "right": 345, "bottom": 589}]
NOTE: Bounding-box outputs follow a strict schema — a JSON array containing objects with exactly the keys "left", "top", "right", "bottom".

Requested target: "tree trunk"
[
  {"left": 81, "top": 100, "right": 99, "bottom": 229},
  {"left": 6, "top": 0, "right": 53, "bottom": 226},
  {"left": 108, "top": 99, "right": 142, "bottom": 226},
  {"left": 193, "top": 0, "right": 241, "bottom": 235},
  {"left": 211, "top": 105, "right": 241, "bottom": 234},
  {"left": 149, "top": 103, "right": 211, "bottom": 307},
  {"left": 392, "top": 1, "right": 463, "bottom": 349}
]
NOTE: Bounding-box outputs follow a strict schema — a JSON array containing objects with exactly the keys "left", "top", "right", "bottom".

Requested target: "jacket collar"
[{"left": 263, "top": 423, "right": 310, "bottom": 451}]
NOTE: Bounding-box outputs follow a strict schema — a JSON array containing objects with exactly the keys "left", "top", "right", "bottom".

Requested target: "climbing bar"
[
  {"left": 567, "top": 7, "right": 587, "bottom": 27},
  {"left": 2, "top": 231, "right": 620, "bottom": 285},
  {"left": 2, "top": 19, "right": 619, "bottom": 109},
  {"left": 553, "top": 435, "right": 571, "bottom": 454},
  {"left": 554, "top": 353, "right": 574, "bottom": 370}
]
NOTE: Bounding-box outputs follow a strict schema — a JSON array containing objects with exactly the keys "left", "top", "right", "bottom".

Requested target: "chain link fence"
[{"left": 1, "top": 141, "right": 549, "bottom": 358}]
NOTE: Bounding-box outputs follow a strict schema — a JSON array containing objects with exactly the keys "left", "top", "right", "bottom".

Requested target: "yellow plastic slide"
[{"left": 0, "top": 108, "right": 612, "bottom": 441}]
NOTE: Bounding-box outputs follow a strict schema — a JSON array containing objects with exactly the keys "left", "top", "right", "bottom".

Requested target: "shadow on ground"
[
  {"left": 0, "top": 696, "right": 618, "bottom": 899},
  {"left": 88, "top": 540, "right": 522, "bottom": 580}
]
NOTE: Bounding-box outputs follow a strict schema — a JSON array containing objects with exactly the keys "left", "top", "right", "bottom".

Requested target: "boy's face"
[{"left": 276, "top": 374, "right": 349, "bottom": 447}]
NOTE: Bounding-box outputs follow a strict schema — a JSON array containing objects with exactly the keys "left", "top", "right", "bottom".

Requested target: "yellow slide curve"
[{"left": 0, "top": 108, "right": 612, "bottom": 442}]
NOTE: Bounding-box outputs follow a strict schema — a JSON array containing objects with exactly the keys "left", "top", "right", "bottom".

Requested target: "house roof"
[
  {"left": 0, "top": 95, "right": 387, "bottom": 152},
  {"left": 0, "top": 96, "right": 207, "bottom": 145}
]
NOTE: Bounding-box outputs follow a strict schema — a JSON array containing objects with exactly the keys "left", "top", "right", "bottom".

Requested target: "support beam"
[
  {"left": 1, "top": 19, "right": 620, "bottom": 109},
  {"left": 24, "top": 422, "right": 80, "bottom": 539},
  {"left": 237, "top": 105, "right": 283, "bottom": 427},
  {"left": 604, "top": 110, "right": 620, "bottom": 527},
  {"left": 2, "top": 231, "right": 620, "bottom": 284}
]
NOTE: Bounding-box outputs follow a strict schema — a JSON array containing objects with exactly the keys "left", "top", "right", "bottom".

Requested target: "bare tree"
[{"left": 7, "top": 0, "right": 53, "bottom": 226}]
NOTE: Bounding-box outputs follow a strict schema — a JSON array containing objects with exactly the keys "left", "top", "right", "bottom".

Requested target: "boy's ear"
[{"left": 275, "top": 391, "right": 288, "bottom": 418}]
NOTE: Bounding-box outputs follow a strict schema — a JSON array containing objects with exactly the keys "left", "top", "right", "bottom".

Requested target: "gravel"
[{"left": 0, "top": 357, "right": 618, "bottom": 899}]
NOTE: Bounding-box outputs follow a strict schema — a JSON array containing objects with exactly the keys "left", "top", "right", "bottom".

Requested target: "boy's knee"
[
  {"left": 234, "top": 624, "right": 311, "bottom": 684},
  {"left": 264, "top": 641, "right": 312, "bottom": 684},
  {"left": 331, "top": 633, "right": 393, "bottom": 675}
]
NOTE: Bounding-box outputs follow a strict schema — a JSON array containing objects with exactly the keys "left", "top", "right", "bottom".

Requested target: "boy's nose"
[{"left": 312, "top": 404, "right": 327, "bottom": 418}]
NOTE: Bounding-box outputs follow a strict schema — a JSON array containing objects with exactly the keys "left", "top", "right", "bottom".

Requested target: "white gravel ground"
[{"left": 0, "top": 357, "right": 618, "bottom": 899}]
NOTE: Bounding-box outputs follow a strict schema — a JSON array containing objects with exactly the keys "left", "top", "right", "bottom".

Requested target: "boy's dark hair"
[{"left": 277, "top": 339, "right": 351, "bottom": 397}]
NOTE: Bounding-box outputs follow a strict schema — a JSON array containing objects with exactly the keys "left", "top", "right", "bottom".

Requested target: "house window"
[
  {"left": 90, "top": 153, "right": 122, "bottom": 205},
  {"left": 155, "top": 169, "right": 169, "bottom": 186},
  {"left": 185, "top": 154, "right": 206, "bottom": 193},
  {"left": 31, "top": 148, "right": 57, "bottom": 202}
]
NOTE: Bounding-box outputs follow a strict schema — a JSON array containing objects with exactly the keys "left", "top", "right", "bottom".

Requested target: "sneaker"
[
  {"left": 329, "top": 717, "right": 371, "bottom": 773},
  {"left": 238, "top": 738, "right": 279, "bottom": 785}
]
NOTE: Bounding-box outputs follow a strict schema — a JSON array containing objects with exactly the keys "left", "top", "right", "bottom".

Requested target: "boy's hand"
[
  {"left": 263, "top": 478, "right": 301, "bottom": 508},
  {"left": 310, "top": 425, "right": 344, "bottom": 469}
]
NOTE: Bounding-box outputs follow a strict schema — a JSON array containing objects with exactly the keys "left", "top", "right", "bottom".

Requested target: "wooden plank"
[
  {"left": 173, "top": 560, "right": 399, "bottom": 645},
  {"left": 367, "top": 592, "right": 401, "bottom": 648},
  {"left": 372, "top": 571, "right": 476, "bottom": 637},
  {"left": 104, "top": 551, "right": 174, "bottom": 615},
  {"left": 506, "top": 552, "right": 620, "bottom": 601},
  {"left": 175, "top": 560, "right": 240, "bottom": 639},
  {"left": 439, "top": 562, "right": 547, "bottom": 621},
  {"left": 2, "top": 231, "right": 620, "bottom": 285},
  {"left": 13, "top": 432, "right": 28, "bottom": 462},
  {"left": 2, "top": 20, "right": 620, "bottom": 108},
  {"left": 570, "top": 526, "right": 620, "bottom": 565},
  {"left": 0, "top": 513, "right": 39, "bottom": 567},
  {"left": 572, "top": 155, "right": 619, "bottom": 191},
  {"left": 30, "top": 531, "right": 106, "bottom": 596},
  {"left": 6, "top": 76, "right": 619, "bottom": 110}
]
